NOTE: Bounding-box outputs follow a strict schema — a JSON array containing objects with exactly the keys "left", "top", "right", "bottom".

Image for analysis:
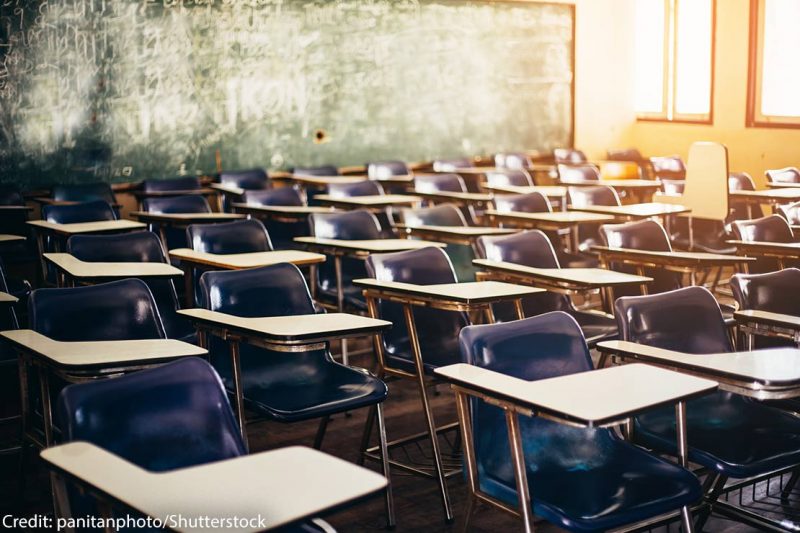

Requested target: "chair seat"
[
  {"left": 482, "top": 422, "right": 701, "bottom": 532},
  {"left": 635, "top": 391, "right": 800, "bottom": 479},
  {"left": 236, "top": 358, "right": 387, "bottom": 423},
  {"left": 570, "top": 311, "right": 617, "bottom": 347}
]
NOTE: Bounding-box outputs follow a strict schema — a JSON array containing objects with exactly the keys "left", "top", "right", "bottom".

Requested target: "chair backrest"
[
  {"left": 200, "top": 263, "right": 316, "bottom": 318},
  {"left": 67, "top": 231, "right": 165, "bottom": 263},
  {"left": 478, "top": 230, "right": 560, "bottom": 268},
  {"left": 553, "top": 148, "right": 588, "bottom": 164},
  {"left": 732, "top": 214, "right": 794, "bottom": 244},
  {"left": 493, "top": 192, "right": 551, "bottom": 214},
  {"left": 142, "top": 195, "right": 211, "bottom": 214},
  {"left": 367, "top": 160, "right": 409, "bottom": 179},
  {"left": 29, "top": 279, "right": 166, "bottom": 341},
  {"left": 670, "top": 142, "right": 729, "bottom": 221},
  {"left": 777, "top": 201, "right": 800, "bottom": 225},
  {"left": 494, "top": 152, "right": 533, "bottom": 170},
  {"left": 309, "top": 210, "right": 382, "bottom": 240},
  {"left": 432, "top": 158, "right": 472, "bottom": 172},
  {"left": 766, "top": 167, "right": 800, "bottom": 184},
  {"left": 218, "top": 168, "right": 268, "bottom": 190},
  {"left": 485, "top": 169, "right": 534, "bottom": 188},
  {"left": 730, "top": 268, "right": 800, "bottom": 316},
  {"left": 728, "top": 172, "right": 756, "bottom": 192},
  {"left": 607, "top": 148, "right": 644, "bottom": 161},
  {"left": 649, "top": 155, "right": 686, "bottom": 179},
  {"left": 400, "top": 204, "right": 467, "bottom": 227},
  {"left": 567, "top": 185, "right": 620, "bottom": 207},
  {"left": 42, "top": 200, "right": 117, "bottom": 224},
  {"left": 415, "top": 174, "right": 467, "bottom": 194},
  {"left": 187, "top": 219, "right": 273, "bottom": 254},
  {"left": 57, "top": 358, "right": 245, "bottom": 472},
  {"left": 600, "top": 219, "right": 672, "bottom": 251},
  {"left": 143, "top": 176, "right": 201, "bottom": 192},
  {"left": 558, "top": 163, "right": 600, "bottom": 183},
  {"left": 327, "top": 180, "right": 383, "bottom": 198},
  {"left": 293, "top": 165, "right": 339, "bottom": 176},
  {"left": 615, "top": 286, "right": 731, "bottom": 353},
  {"left": 52, "top": 183, "right": 116, "bottom": 204},
  {"left": 242, "top": 187, "right": 304, "bottom": 206}
]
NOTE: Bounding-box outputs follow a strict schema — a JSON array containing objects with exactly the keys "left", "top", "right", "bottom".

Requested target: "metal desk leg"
[
  {"left": 228, "top": 340, "right": 249, "bottom": 451},
  {"left": 676, "top": 400, "right": 695, "bottom": 532},
  {"left": 456, "top": 391, "right": 480, "bottom": 533},
  {"left": 569, "top": 225, "right": 580, "bottom": 254},
  {"left": 183, "top": 263, "right": 194, "bottom": 308},
  {"left": 506, "top": 409, "right": 534, "bottom": 533},
  {"left": 334, "top": 255, "right": 348, "bottom": 366},
  {"left": 38, "top": 367, "right": 54, "bottom": 447}
]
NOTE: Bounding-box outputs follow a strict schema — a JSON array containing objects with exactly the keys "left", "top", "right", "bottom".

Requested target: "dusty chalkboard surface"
[{"left": 0, "top": 0, "right": 574, "bottom": 187}]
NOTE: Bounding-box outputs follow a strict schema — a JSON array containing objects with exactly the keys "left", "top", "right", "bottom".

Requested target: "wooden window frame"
[
  {"left": 636, "top": 0, "right": 716, "bottom": 125},
  {"left": 746, "top": 0, "right": 800, "bottom": 129}
]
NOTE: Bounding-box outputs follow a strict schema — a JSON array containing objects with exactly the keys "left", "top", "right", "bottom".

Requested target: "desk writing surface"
[
  {"left": 768, "top": 182, "right": 800, "bottom": 189},
  {"left": 473, "top": 259, "right": 651, "bottom": 287},
  {"left": 232, "top": 204, "right": 336, "bottom": 215},
  {"left": 435, "top": 363, "right": 717, "bottom": 426},
  {"left": 177, "top": 310, "right": 390, "bottom": 342},
  {"left": 353, "top": 279, "right": 543, "bottom": 303},
  {"left": 0, "top": 330, "right": 206, "bottom": 368},
  {"left": 0, "top": 234, "right": 25, "bottom": 243},
  {"left": 729, "top": 240, "right": 800, "bottom": 256},
  {"left": 399, "top": 225, "right": 517, "bottom": 237},
  {"left": 0, "top": 292, "right": 18, "bottom": 304},
  {"left": 295, "top": 237, "right": 445, "bottom": 252},
  {"left": 485, "top": 210, "right": 614, "bottom": 224},
  {"left": 563, "top": 179, "right": 661, "bottom": 189},
  {"left": 133, "top": 188, "right": 217, "bottom": 198},
  {"left": 41, "top": 443, "right": 387, "bottom": 533},
  {"left": 168, "top": 249, "right": 326, "bottom": 269},
  {"left": 289, "top": 175, "right": 368, "bottom": 186},
  {"left": 450, "top": 165, "right": 556, "bottom": 174},
  {"left": 44, "top": 253, "right": 183, "bottom": 279},
  {"left": 569, "top": 203, "right": 690, "bottom": 217},
  {"left": 735, "top": 309, "right": 800, "bottom": 330},
  {"left": 314, "top": 194, "right": 422, "bottom": 206},
  {"left": 598, "top": 340, "right": 800, "bottom": 387},
  {"left": 413, "top": 190, "right": 493, "bottom": 202},
  {"left": 27, "top": 219, "right": 146, "bottom": 235},
  {"left": 592, "top": 246, "right": 751, "bottom": 265},
  {"left": 209, "top": 183, "right": 245, "bottom": 196},
  {"left": 482, "top": 184, "right": 567, "bottom": 197},
  {"left": 130, "top": 212, "right": 246, "bottom": 223},
  {"left": 730, "top": 189, "right": 800, "bottom": 201}
]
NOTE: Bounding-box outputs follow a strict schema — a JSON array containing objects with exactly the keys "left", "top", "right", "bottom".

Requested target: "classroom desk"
[
  {"left": 133, "top": 188, "right": 217, "bottom": 200},
  {"left": 168, "top": 248, "right": 326, "bottom": 306},
  {"left": 130, "top": 211, "right": 246, "bottom": 245},
  {"left": 42, "top": 443, "right": 387, "bottom": 533},
  {"left": 0, "top": 234, "right": 25, "bottom": 244},
  {"left": 559, "top": 179, "right": 662, "bottom": 203},
  {"left": 767, "top": 182, "right": 800, "bottom": 189},
  {"left": 43, "top": 253, "right": 183, "bottom": 287},
  {"left": 412, "top": 189, "right": 494, "bottom": 209},
  {"left": 734, "top": 310, "right": 800, "bottom": 348},
  {"left": 568, "top": 202, "right": 690, "bottom": 224},
  {"left": 396, "top": 224, "right": 517, "bottom": 247},
  {"left": 231, "top": 203, "right": 336, "bottom": 223},
  {"left": 484, "top": 209, "right": 615, "bottom": 252},
  {"left": 591, "top": 245, "right": 753, "bottom": 285},
  {"left": 480, "top": 184, "right": 568, "bottom": 210},
  {"left": 729, "top": 188, "right": 800, "bottom": 218},
  {"left": 472, "top": 258, "right": 651, "bottom": 313},
  {"left": 0, "top": 291, "right": 18, "bottom": 304},
  {"left": 178, "top": 309, "right": 391, "bottom": 439},
  {"left": 27, "top": 219, "right": 147, "bottom": 280},
  {"left": 435, "top": 362, "right": 717, "bottom": 532},
  {"left": 275, "top": 174, "right": 368, "bottom": 188},
  {"left": 0, "top": 329, "right": 206, "bottom": 447},
  {"left": 728, "top": 240, "right": 800, "bottom": 270},
  {"left": 312, "top": 194, "right": 423, "bottom": 211}
]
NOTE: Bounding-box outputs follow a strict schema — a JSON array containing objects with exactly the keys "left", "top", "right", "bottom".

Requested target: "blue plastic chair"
[
  {"left": 52, "top": 183, "right": 116, "bottom": 205},
  {"left": 554, "top": 148, "right": 588, "bottom": 164},
  {"left": 400, "top": 204, "right": 476, "bottom": 281},
  {"left": 142, "top": 176, "right": 201, "bottom": 192},
  {"left": 142, "top": 195, "right": 211, "bottom": 250},
  {"left": 485, "top": 169, "right": 534, "bottom": 188},
  {"left": 557, "top": 163, "right": 601, "bottom": 183},
  {"left": 67, "top": 231, "right": 194, "bottom": 343},
  {"left": 241, "top": 187, "right": 307, "bottom": 248},
  {"left": 366, "top": 160, "right": 409, "bottom": 180},
  {"left": 458, "top": 312, "right": 702, "bottom": 531},
  {"left": 293, "top": 165, "right": 339, "bottom": 176},
  {"left": 732, "top": 215, "right": 797, "bottom": 273},
  {"left": 199, "top": 264, "right": 394, "bottom": 526},
  {"left": 432, "top": 157, "right": 472, "bottom": 172}
]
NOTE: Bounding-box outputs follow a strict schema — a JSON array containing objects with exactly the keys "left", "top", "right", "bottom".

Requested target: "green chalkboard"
[{"left": 0, "top": 0, "right": 574, "bottom": 187}]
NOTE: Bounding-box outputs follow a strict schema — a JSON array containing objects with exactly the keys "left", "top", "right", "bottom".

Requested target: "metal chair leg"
[
  {"left": 781, "top": 468, "right": 800, "bottom": 501},
  {"left": 313, "top": 415, "right": 330, "bottom": 450},
  {"left": 358, "top": 404, "right": 378, "bottom": 466},
  {"left": 460, "top": 495, "right": 478, "bottom": 533},
  {"left": 375, "top": 403, "right": 396, "bottom": 529},
  {"left": 695, "top": 474, "right": 727, "bottom": 531}
]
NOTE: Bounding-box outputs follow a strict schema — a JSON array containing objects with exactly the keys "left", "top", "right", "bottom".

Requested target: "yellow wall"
[{"left": 573, "top": 0, "right": 800, "bottom": 187}]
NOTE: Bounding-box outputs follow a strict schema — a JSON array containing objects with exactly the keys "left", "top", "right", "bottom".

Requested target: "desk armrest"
[
  {"left": 596, "top": 340, "right": 684, "bottom": 360},
  {"left": 735, "top": 309, "right": 800, "bottom": 330}
]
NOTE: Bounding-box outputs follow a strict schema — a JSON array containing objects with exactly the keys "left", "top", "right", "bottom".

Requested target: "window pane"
[
  {"left": 634, "top": 0, "right": 666, "bottom": 113},
  {"left": 674, "top": 0, "right": 712, "bottom": 115},
  {"left": 761, "top": 0, "right": 800, "bottom": 117}
]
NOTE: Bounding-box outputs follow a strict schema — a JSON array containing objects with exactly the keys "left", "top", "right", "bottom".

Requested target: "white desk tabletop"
[
  {"left": 231, "top": 204, "right": 336, "bottom": 215},
  {"left": 435, "top": 363, "right": 717, "bottom": 426},
  {"left": 598, "top": 340, "right": 800, "bottom": 390},
  {"left": 734, "top": 309, "right": 800, "bottom": 330},
  {"left": 44, "top": 253, "right": 183, "bottom": 279},
  {"left": 561, "top": 179, "right": 661, "bottom": 189},
  {"left": 0, "top": 234, "right": 25, "bottom": 243},
  {"left": 0, "top": 330, "right": 206, "bottom": 368},
  {"left": 486, "top": 209, "right": 615, "bottom": 224},
  {"left": 569, "top": 202, "right": 690, "bottom": 217},
  {"left": 353, "top": 279, "right": 543, "bottom": 303},
  {"left": 767, "top": 182, "right": 800, "bottom": 189},
  {"left": 481, "top": 184, "right": 567, "bottom": 197},
  {"left": 130, "top": 212, "right": 246, "bottom": 223},
  {"left": 473, "top": 259, "right": 652, "bottom": 287},
  {"left": 412, "top": 190, "right": 493, "bottom": 202},
  {"left": 730, "top": 188, "right": 800, "bottom": 201},
  {"left": 209, "top": 183, "right": 246, "bottom": 196},
  {"left": 295, "top": 237, "right": 446, "bottom": 253},
  {"left": 592, "top": 245, "right": 752, "bottom": 265},
  {"left": 728, "top": 240, "right": 800, "bottom": 257},
  {"left": 399, "top": 225, "right": 518, "bottom": 237},
  {"left": 0, "top": 292, "right": 18, "bottom": 304},
  {"left": 314, "top": 194, "right": 422, "bottom": 206},
  {"left": 288, "top": 175, "right": 368, "bottom": 186},
  {"left": 41, "top": 443, "right": 387, "bottom": 533},
  {"left": 27, "top": 219, "right": 146, "bottom": 235},
  {"left": 178, "top": 310, "right": 391, "bottom": 343},
  {"left": 168, "top": 249, "right": 326, "bottom": 269}
]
